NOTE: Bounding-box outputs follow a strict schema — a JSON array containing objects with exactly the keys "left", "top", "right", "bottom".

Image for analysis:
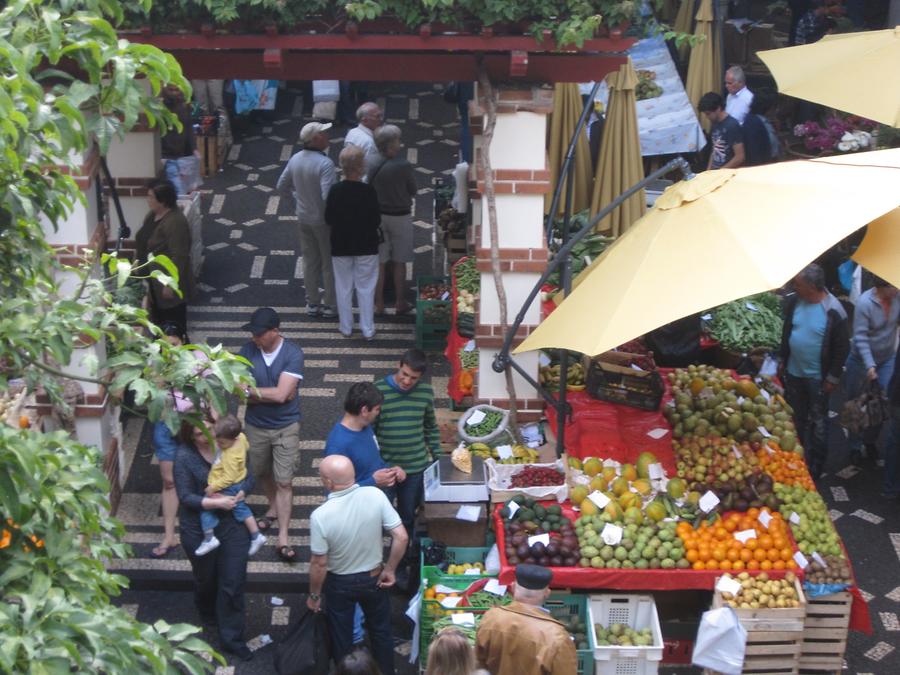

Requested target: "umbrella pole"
[{"left": 555, "top": 158, "right": 577, "bottom": 458}]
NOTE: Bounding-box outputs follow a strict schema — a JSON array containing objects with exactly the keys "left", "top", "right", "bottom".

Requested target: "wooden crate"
[
  {"left": 706, "top": 577, "right": 806, "bottom": 675},
  {"left": 798, "top": 591, "right": 851, "bottom": 674}
]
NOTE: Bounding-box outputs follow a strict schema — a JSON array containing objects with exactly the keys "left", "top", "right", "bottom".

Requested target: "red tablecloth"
[{"left": 446, "top": 257, "right": 475, "bottom": 405}]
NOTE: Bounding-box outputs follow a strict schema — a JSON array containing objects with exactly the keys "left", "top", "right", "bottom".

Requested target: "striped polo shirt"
[{"left": 373, "top": 375, "right": 440, "bottom": 473}]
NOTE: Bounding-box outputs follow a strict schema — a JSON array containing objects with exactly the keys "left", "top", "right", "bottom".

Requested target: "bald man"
[
  {"left": 307, "top": 455, "right": 407, "bottom": 675},
  {"left": 344, "top": 102, "right": 384, "bottom": 176}
]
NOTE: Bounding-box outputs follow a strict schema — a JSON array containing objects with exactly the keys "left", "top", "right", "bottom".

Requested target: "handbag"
[
  {"left": 840, "top": 377, "right": 890, "bottom": 436},
  {"left": 273, "top": 606, "right": 332, "bottom": 675}
]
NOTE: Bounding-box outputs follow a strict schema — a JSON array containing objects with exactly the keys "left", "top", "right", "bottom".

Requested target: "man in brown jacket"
[{"left": 475, "top": 564, "right": 577, "bottom": 675}]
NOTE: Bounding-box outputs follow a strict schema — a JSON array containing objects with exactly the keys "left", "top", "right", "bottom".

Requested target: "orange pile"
[
  {"left": 676, "top": 509, "right": 797, "bottom": 572},
  {"left": 756, "top": 444, "right": 815, "bottom": 490}
]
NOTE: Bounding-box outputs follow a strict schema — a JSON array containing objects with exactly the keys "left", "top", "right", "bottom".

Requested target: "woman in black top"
[
  {"left": 161, "top": 84, "right": 199, "bottom": 196},
  {"left": 174, "top": 418, "right": 253, "bottom": 661},
  {"left": 325, "top": 145, "right": 382, "bottom": 340}
]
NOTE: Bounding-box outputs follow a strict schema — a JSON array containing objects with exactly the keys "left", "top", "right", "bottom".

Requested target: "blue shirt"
[
  {"left": 239, "top": 338, "right": 304, "bottom": 429},
  {"left": 324, "top": 420, "right": 387, "bottom": 488},
  {"left": 787, "top": 301, "right": 827, "bottom": 379}
]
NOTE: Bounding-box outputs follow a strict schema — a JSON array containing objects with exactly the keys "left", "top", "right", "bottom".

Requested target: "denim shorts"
[{"left": 153, "top": 421, "right": 181, "bottom": 463}]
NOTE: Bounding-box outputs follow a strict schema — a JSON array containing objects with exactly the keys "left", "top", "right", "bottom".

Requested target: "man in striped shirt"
[{"left": 373, "top": 349, "right": 440, "bottom": 564}]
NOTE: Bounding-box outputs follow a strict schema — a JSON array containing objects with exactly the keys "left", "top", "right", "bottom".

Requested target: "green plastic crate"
[
  {"left": 419, "top": 537, "right": 494, "bottom": 585},
  {"left": 545, "top": 593, "right": 595, "bottom": 675},
  {"left": 416, "top": 275, "right": 452, "bottom": 329},
  {"left": 416, "top": 323, "right": 450, "bottom": 352}
]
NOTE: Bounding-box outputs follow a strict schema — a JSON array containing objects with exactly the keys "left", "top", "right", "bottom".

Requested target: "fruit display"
[
  {"left": 677, "top": 509, "right": 797, "bottom": 572},
  {"left": 594, "top": 623, "right": 655, "bottom": 646},
  {"left": 708, "top": 292, "right": 783, "bottom": 353},
  {"left": 636, "top": 71, "right": 663, "bottom": 100},
  {"left": 774, "top": 483, "right": 843, "bottom": 557},
  {"left": 560, "top": 614, "right": 591, "bottom": 650},
  {"left": 500, "top": 497, "right": 580, "bottom": 567},
  {"left": 577, "top": 516, "right": 689, "bottom": 569},
  {"left": 453, "top": 256, "right": 479, "bottom": 295},
  {"left": 718, "top": 571, "right": 802, "bottom": 609},
  {"left": 636, "top": 69, "right": 656, "bottom": 81},
  {"left": 539, "top": 360, "right": 585, "bottom": 391},
  {"left": 436, "top": 206, "right": 468, "bottom": 237},
  {"left": 419, "top": 281, "right": 450, "bottom": 300},
  {"left": 470, "top": 441, "right": 540, "bottom": 464},
  {"left": 509, "top": 466, "right": 566, "bottom": 488},
  {"left": 0, "top": 387, "right": 28, "bottom": 428},
  {"left": 445, "top": 562, "right": 485, "bottom": 575},
  {"left": 757, "top": 444, "right": 815, "bottom": 490},
  {"left": 462, "top": 408, "right": 504, "bottom": 438},
  {"left": 803, "top": 554, "right": 852, "bottom": 586},
  {"left": 458, "top": 345, "right": 479, "bottom": 370},
  {"left": 456, "top": 288, "right": 476, "bottom": 314},
  {"left": 423, "top": 304, "right": 451, "bottom": 323}
]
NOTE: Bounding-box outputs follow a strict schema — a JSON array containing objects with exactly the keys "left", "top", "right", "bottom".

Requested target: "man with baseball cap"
[
  {"left": 277, "top": 121, "right": 338, "bottom": 318},
  {"left": 475, "top": 564, "right": 577, "bottom": 674},
  {"left": 239, "top": 307, "right": 304, "bottom": 562}
]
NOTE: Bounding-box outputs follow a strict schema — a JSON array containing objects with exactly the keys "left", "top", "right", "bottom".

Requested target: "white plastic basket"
[
  {"left": 588, "top": 594, "right": 663, "bottom": 675},
  {"left": 485, "top": 458, "right": 569, "bottom": 503},
  {"left": 457, "top": 404, "right": 509, "bottom": 444}
]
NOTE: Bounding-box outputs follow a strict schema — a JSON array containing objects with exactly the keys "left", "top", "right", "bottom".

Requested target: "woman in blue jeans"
[{"left": 843, "top": 276, "right": 899, "bottom": 465}]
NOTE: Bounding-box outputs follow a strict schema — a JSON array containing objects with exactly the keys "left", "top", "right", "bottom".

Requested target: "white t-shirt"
[
  {"left": 261, "top": 337, "right": 302, "bottom": 379},
  {"left": 345, "top": 125, "right": 380, "bottom": 182},
  {"left": 725, "top": 87, "right": 754, "bottom": 124}
]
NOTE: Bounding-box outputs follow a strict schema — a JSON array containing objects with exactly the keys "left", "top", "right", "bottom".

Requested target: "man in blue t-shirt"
[
  {"left": 239, "top": 307, "right": 304, "bottom": 562},
  {"left": 699, "top": 91, "right": 745, "bottom": 171}
]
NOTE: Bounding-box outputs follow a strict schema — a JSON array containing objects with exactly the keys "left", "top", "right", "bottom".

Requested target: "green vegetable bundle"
[
  {"left": 459, "top": 346, "right": 479, "bottom": 370},
  {"left": 454, "top": 257, "right": 480, "bottom": 294},
  {"left": 709, "top": 292, "right": 783, "bottom": 353},
  {"left": 466, "top": 591, "right": 512, "bottom": 608},
  {"left": 465, "top": 409, "right": 503, "bottom": 437},
  {"left": 431, "top": 616, "right": 480, "bottom": 643}
]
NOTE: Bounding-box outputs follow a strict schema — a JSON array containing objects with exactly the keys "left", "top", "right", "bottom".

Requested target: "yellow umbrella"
[
  {"left": 590, "top": 58, "right": 646, "bottom": 237},
  {"left": 852, "top": 208, "right": 900, "bottom": 286},
  {"left": 673, "top": 0, "right": 695, "bottom": 62},
  {"left": 545, "top": 83, "right": 593, "bottom": 216},
  {"left": 758, "top": 27, "right": 900, "bottom": 128},
  {"left": 515, "top": 149, "right": 900, "bottom": 357},
  {"left": 685, "top": 0, "right": 718, "bottom": 133}
]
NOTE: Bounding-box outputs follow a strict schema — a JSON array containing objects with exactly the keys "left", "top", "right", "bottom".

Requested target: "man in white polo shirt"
[
  {"left": 307, "top": 454, "right": 407, "bottom": 675},
  {"left": 724, "top": 65, "right": 754, "bottom": 124}
]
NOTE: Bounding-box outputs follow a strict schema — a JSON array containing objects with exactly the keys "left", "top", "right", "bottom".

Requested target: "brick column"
[
  {"left": 469, "top": 86, "right": 554, "bottom": 420},
  {"left": 104, "top": 121, "right": 162, "bottom": 243}
]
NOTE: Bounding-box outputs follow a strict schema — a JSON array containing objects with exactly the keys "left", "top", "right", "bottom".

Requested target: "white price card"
[
  {"left": 736, "top": 396, "right": 746, "bottom": 405},
  {"left": 464, "top": 568, "right": 482, "bottom": 575},
  {"left": 648, "top": 463, "right": 666, "bottom": 480},
  {"left": 495, "top": 444, "right": 514, "bottom": 460},
  {"left": 455, "top": 505, "right": 481, "bottom": 522},
  {"left": 716, "top": 576, "right": 743, "bottom": 596},
  {"left": 789, "top": 511, "right": 801, "bottom": 525},
  {"left": 601, "top": 523, "right": 624, "bottom": 546},
  {"left": 507, "top": 501, "right": 520, "bottom": 519},
  {"left": 435, "top": 584, "right": 461, "bottom": 594},
  {"left": 441, "top": 596, "right": 463, "bottom": 608},
  {"left": 732, "top": 445, "right": 742, "bottom": 459},
  {"left": 441, "top": 291, "right": 450, "bottom": 301},
  {"left": 812, "top": 552, "right": 828, "bottom": 568},
  {"left": 760, "top": 389, "right": 771, "bottom": 402},
  {"left": 466, "top": 409, "right": 486, "bottom": 427},
  {"left": 746, "top": 301, "right": 759, "bottom": 312},
  {"left": 701, "top": 313, "right": 713, "bottom": 321},
  {"left": 587, "top": 491, "right": 611, "bottom": 509},
  {"left": 734, "top": 529, "right": 757, "bottom": 544},
  {"left": 647, "top": 428, "right": 669, "bottom": 440},
  {"left": 757, "top": 509, "right": 773, "bottom": 529},
  {"left": 528, "top": 533, "right": 550, "bottom": 547},
  {"left": 631, "top": 363, "right": 645, "bottom": 371},
  {"left": 757, "top": 426, "right": 772, "bottom": 438},
  {"left": 464, "top": 340, "right": 476, "bottom": 352},
  {"left": 484, "top": 578, "right": 507, "bottom": 596},
  {"left": 451, "top": 613, "right": 476, "bottom": 626},
  {"left": 539, "top": 352, "right": 552, "bottom": 367},
  {"left": 270, "top": 596, "right": 285, "bottom": 606},
  {"left": 793, "top": 551, "right": 809, "bottom": 569},
  {"left": 699, "top": 490, "right": 720, "bottom": 513}
]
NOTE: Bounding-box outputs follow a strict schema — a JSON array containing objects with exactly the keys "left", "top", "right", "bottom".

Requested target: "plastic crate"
[
  {"left": 588, "top": 594, "right": 663, "bottom": 675},
  {"left": 546, "top": 593, "right": 595, "bottom": 675},
  {"left": 584, "top": 356, "right": 664, "bottom": 412},
  {"left": 416, "top": 324, "right": 450, "bottom": 352},
  {"left": 419, "top": 537, "right": 493, "bottom": 584}
]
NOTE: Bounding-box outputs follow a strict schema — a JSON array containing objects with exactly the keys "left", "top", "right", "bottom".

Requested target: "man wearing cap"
[
  {"left": 475, "top": 564, "right": 577, "bottom": 675},
  {"left": 239, "top": 307, "right": 304, "bottom": 562},
  {"left": 277, "top": 122, "right": 338, "bottom": 318}
]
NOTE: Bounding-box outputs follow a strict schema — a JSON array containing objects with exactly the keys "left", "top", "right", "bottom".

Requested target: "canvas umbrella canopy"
[
  {"left": 685, "top": 0, "right": 720, "bottom": 134},
  {"left": 545, "top": 83, "right": 594, "bottom": 216},
  {"left": 852, "top": 208, "right": 900, "bottom": 287},
  {"left": 590, "top": 58, "right": 647, "bottom": 237},
  {"left": 514, "top": 148, "right": 900, "bottom": 357},
  {"left": 758, "top": 26, "right": 900, "bottom": 128}
]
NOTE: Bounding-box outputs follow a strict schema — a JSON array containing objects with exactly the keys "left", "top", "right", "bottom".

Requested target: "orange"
[
  {"left": 724, "top": 519, "right": 738, "bottom": 532},
  {"left": 740, "top": 549, "right": 753, "bottom": 563},
  {"left": 692, "top": 561, "right": 706, "bottom": 570},
  {"left": 760, "top": 560, "right": 773, "bottom": 571},
  {"left": 686, "top": 550, "right": 699, "bottom": 563},
  {"left": 706, "top": 560, "right": 719, "bottom": 570},
  {"left": 753, "top": 548, "right": 768, "bottom": 562},
  {"left": 745, "top": 538, "right": 758, "bottom": 551},
  {"left": 747, "top": 560, "right": 760, "bottom": 570},
  {"left": 780, "top": 547, "right": 793, "bottom": 561},
  {"left": 759, "top": 535, "right": 773, "bottom": 550},
  {"left": 713, "top": 548, "right": 726, "bottom": 562},
  {"left": 773, "top": 560, "right": 786, "bottom": 570},
  {"left": 787, "top": 559, "right": 798, "bottom": 570},
  {"left": 747, "top": 507, "right": 760, "bottom": 519},
  {"left": 727, "top": 549, "right": 740, "bottom": 563},
  {"left": 719, "top": 560, "right": 732, "bottom": 571},
  {"left": 732, "top": 560, "right": 745, "bottom": 571}
]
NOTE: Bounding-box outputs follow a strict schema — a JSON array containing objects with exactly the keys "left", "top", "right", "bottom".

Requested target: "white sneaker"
[
  {"left": 248, "top": 533, "right": 266, "bottom": 556},
  {"left": 320, "top": 306, "right": 337, "bottom": 318},
  {"left": 306, "top": 304, "right": 322, "bottom": 317},
  {"left": 195, "top": 536, "right": 220, "bottom": 556}
]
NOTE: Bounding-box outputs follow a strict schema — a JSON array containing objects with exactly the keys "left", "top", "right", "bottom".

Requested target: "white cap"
[{"left": 300, "top": 121, "right": 332, "bottom": 144}]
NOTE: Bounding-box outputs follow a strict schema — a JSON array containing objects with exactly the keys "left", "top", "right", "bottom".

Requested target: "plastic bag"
[
  {"left": 804, "top": 582, "right": 851, "bottom": 598},
  {"left": 692, "top": 606, "right": 747, "bottom": 675},
  {"left": 176, "top": 155, "right": 202, "bottom": 194},
  {"left": 312, "top": 80, "right": 340, "bottom": 102},
  {"left": 484, "top": 543, "right": 501, "bottom": 575},
  {"left": 458, "top": 404, "right": 509, "bottom": 444},
  {"left": 274, "top": 606, "right": 331, "bottom": 675}
]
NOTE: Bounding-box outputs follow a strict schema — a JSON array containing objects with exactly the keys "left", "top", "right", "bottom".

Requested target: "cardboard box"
[{"left": 422, "top": 501, "right": 489, "bottom": 547}]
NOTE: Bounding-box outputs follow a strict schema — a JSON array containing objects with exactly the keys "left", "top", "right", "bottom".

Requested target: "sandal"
[
  {"left": 150, "top": 544, "right": 173, "bottom": 559},
  {"left": 277, "top": 545, "right": 297, "bottom": 563},
  {"left": 256, "top": 515, "right": 277, "bottom": 531}
]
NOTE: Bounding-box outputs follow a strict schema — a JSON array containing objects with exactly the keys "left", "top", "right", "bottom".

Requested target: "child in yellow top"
[{"left": 195, "top": 415, "right": 267, "bottom": 557}]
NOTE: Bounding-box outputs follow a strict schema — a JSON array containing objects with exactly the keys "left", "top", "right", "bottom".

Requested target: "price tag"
[
  {"left": 698, "top": 387, "right": 715, "bottom": 400},
  {"left": 435, "top": 584, "right": 461, "bottom": 594},
  {"left": 587, "top": 491, "right": 610, "bottom": 509},
  {"left": 701, "top": 313, "right": 713, "bottom": 321},
  {"left": 496, "top": 444, "right": 514, "bottom": 460},
  {"left": 464, "top": 568, "right": 482, "bottom": 575},
  {"left": 758, "top": 509, "right": 773, "bottom": 529},
  {"left": 648, "top": 463, "right": 665, "bottom": 480},
  {"left": 583, "top": 255, "right": 592, "bottom": 267},
  {"left": 455, "top": 505, "right": 481, "bottom": 522},
  {"left": 441, "top": 596, "right": 463, "bottom": 608},
  {"left": 528, "top": 533, "right": 550, "bottom": 547},
  {"left": 793, "top": 551, "right": 809, "bottom": 569},
  {"left": 812, "top": 552, "right": 828, "bottom": 568},
  {"left": 464, "top": 339, "right": 476, "bottom": 352},
  {"left": 441, "top": 291, "right": 450, "bottom": 301},
  {"left": 466, "top": 410, "right": 486, "bottom": 427},
  {"left": 732, "top": 445, "right": 742, "bottom": 459},
  {"left": 539, "top": 352, "right": 552, "bottom": 367},
  {"left": 716, "top": 576, "right": 743, "bottom": 596},
  {"left": 507, "top": 501, "right": 520, "bottom": 519},
  {"left": 789, "top": 511, "right": 801, "bottom": 525},
  {"left": 746, "top": 301, "right": 759, "bottom": 312},
  {"left": 631, "top": 363, "right": 645, "bottom": 371},
  {"left": 757, "top": 426, "right": 771, "bottom": 438},
  {"left": 484, "top": 578, "right": 507, "bottom": 596},
  {"left": 699, "top": 490, "right": 720, "bottom": 513},
  {"left": 601, "top": 523, "right": 623, "bottom": 546},
  {"left": 760, "top": 389, "right": 771, "bottom": 402},
  {"left": 647, "top": 428, "right": 669, "bottom": 440},
  {"left": 451, "top": 613, "right": 476, "bottom": 626},
  {"left": 734, "top": 529, "right": 757, "bottom": 544},
  {"left": 736, "top": 396, "right": 745, "bottom": 405}
]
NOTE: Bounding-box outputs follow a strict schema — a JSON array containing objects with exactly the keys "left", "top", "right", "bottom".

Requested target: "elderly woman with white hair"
[
  {"left": 369, "top": 124, "right": 417, "bottom": 315},
  {"left": 324, "top": 145, "right": 382, "bottom": 340}
]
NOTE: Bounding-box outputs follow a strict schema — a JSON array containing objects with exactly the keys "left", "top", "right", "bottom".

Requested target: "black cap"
[
  {"left": 515, "top": 563, "right": 553, "bottom": 590},
  {"left": 243, "top": 307, "right": 280, "bottom": 336}
]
